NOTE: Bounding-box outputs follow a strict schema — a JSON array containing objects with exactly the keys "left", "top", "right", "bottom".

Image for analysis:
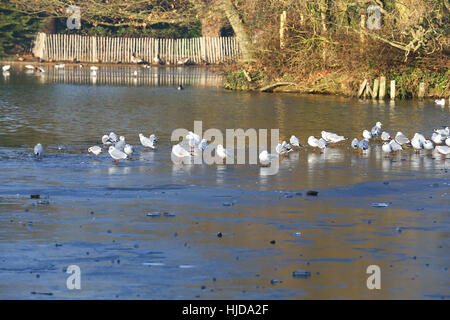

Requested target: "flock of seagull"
[{"left": 31, "top": 122, "right": 450, "bottom": 165}]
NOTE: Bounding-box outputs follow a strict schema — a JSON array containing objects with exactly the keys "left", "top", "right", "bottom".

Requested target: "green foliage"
[
  {"left": 392, "top": 67, "right": 449, "bottom": 99},
  {"left": 0, "top": 7, "right": 43, "bottom": 57},
  {"left": 223, "top": 68, "right": 266, "bottom": 90}
]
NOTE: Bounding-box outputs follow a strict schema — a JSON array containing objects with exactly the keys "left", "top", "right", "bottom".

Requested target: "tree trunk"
[{"left": 220, "top": 0, "right": 254, "bottom": 62}]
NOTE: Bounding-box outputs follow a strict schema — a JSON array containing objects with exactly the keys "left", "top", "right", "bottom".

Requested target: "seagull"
[
  {"left": 115, "top": 136, "right": 126, "bottom": 150},
  {"left": 177, "top": 84, "right": 184, "bottom": 90},
  {"left": 389, "top": 139, "right": 403, "bottom": 152},
  {"left": 434, "top": 127, "right": 449, "bottom": 136},
  {"left": 34, "top": 143, "right": 44, "bottom": 159},
  {"left": 198, "top": 138, "right": 208, "bottom": 151},
  {"left": 54, "top": 64, "right": 65, "bottom": 69},
  {"left": 308, "top": 136, "right": 326, "bottom": 152},
  {"left": 217, "top": 144, "right": 231, "bottom": 163},
  {"left": 177, "top": 57, "right": 190, "bottom": 65},
  {"left": 2, "top": 65, "right": 10, "bottom": 72},
  {"left": 436, "top": 145, "right": 450, "bottom": 155},
  {"left": 132, "top": 70, "right": 138, "bottom": 77},
  {"left": 381, "top": 131, "right": 391, "bottom": 141},
  {"left": 88, "top": 146, "right": 102, "bottom": 159},
  {"left": 25, "top": 65, "right": 35, "bottom": 70},
  {"left": 186, "top": 131, "right": 200, "bottom": 154},
  {"left": 435, "top": 99, "right": 445, "bottom": 106},
  {"left": 351, "top": 138, "right": 359, "bottom": 149},
  {"left": 172, "top": 144, "right": 190, "bottom": 158},
  {"left": 382, "top": 140, "right": 402, "bottom": 154},
  {"left": 382, "top": 142, "right": 393, "bottom": 153},
  {"left": 109, "top": 132, "right": 119, "bottom": 143},
  {"left": 363, "top": 130, "right": 373, "bottom": 140},
  {"left": 395, "top": 132, "right": 410, "bottom": 145},
  {"left": 259, "top": 150, "right": 278, "bottom": 166},
  {"left": 371, "top": 122, "right": 382, "bottom": 137},
  {"left": 139, "top": 133, "right": 157, "bottom": 150},
  {"left": 358, "top": 139, "right": 369, "bottom": 152},
  {"left": 423, "top": 140, "right": 434, "bottom": 150},
  {"left": 276, "top": 141, "right": 292, "bottom": 154},
  {"left": 289, "top": 135, "right": 302, "bottom": 148},
  {"left": 102, "top": 135, "right": 113, "bottom": 145},
  {"left": 446, "top": 137, "right": 450, "bottom": 147},
  {"left": 35, "top": 66, "right": 45, "bottom": 73},
  {"left": 124, "top": 144, "right": 133, "bottom": 157},
  {"left": 321, "top": 131, "right": 346, "bottom": 143},
  {"left": 90, "top": 66, "right": 98, "bottom": 71},
  {"left": 431, "top": 132, "right": 446, "bottom": 144},
  {"left": 108, "top": 146, "right": 127, "bottom": 163},
  {"left": 411, "top": 133, "right": 425, "bottom": 152}
]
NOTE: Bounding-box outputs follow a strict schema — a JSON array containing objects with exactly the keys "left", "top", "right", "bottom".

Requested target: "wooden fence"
[{"left": 33, "top": 33, "right": 241, "bottom": 64}]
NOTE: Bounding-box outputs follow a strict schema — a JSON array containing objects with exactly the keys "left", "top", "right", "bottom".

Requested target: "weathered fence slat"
[{"left": 34, "top": 33, "right": 240, "bottom": 64}]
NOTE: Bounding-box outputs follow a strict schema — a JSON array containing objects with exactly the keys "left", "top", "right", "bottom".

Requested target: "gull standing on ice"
[
  {"left": 34, "top": 143, "right": 44, "bottom": 159},
  {"left": 289, "top": 135, "right": 302, "bottom": 148},
  {"left": 371, "top": 122, "right": 382, "bottom": 137},
  {"left": 363, "top": 130, "right": 373, "bottom": 140},
  {"left": 259, "top": 150, "right": 278, "bottom": 166},
  {"left": 217, "top": 144, "right": 231, "bottom": 163},
  {"left": 172, "top": 144, "right": 190, "bottom": 158},
  {"left": 139, "top": 133, "right": 157, "bottom": 150},
  {"left": 395, "top": 132, "right": 410, "bottom": 145},
  {"left": 124, "top": 144, "right": 133, "bottom": 157},
  {"left": 108, "top": 146, "right": 127, "bottom": 163},
  {"left": 102, "top": 135, "right": 113, "bottom": 145},
  {"left": 321, "top": 131, "right": 346, "bottom": 143},
  {"left": 88, "top": 146, "right": 102, "bottom": 159},
  {"left": 381, "top": 131, "right": 391, "bottom": 141}
]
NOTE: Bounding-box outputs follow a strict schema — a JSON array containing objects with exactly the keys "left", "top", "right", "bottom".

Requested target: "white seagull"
[
  {"left": 55, "top": 64, "right": 65, "bottom": 69},
  {"left": 108, "top": 146, "right": 127, "bottom": 163},
  {"left": 198, "top": 138, "right": 208, "bottom": 151},
  {"left": 259, "top": 150, "right": 278, "bottom": 166},
  {"left": 436, "top": 145, "right": 450, "bottom": 155},
  {"left": 276, "top": 141, "right": 292, "bottom": 154},
  {"left": 34, "top": 143, "right": 44, "bottom": 159},
  {"left": 217, "top": 144, "right": 231, "bottom": 163},
  {"left": 351, "top": 138, "right": 359, "bottom": 149},
  {"left": 109, "top": 132, "right": 119, "bottom": 143},
  {"left": 2, "top": 65, "right": 10, "bottom": 72},
  {"left": 172, "top": 144, "right": 190, "bottom": 158},
  {"left": 411, "top": 133, "right": 425, "bottom": 152},
  {"left": 88, "top": 146, "right": 102, "bottom": 159},
  {"left": 381, "top": 131, "right": 391, "bottom": 141},
  {"left": 124, "top": 144, "right": 133, "bottom": 156},
  {"left": 371, "top": 122, "right": 382, "bottom": 137},
  {"left": 321, "top": 131, "right": 346, "bottom": 143},
  {"left": 363, "top": 130, "right": 373, "bottom": 140},
  {"left": 115, "top": 136, "right": 126, "bottom": 150},
  {"left": 435, "top": 99, "right": 445, "bottom": 106},
  {"left": 358, "top": 139, "right": 369, "bottom": 152},
  {"left": 395, "top": 132, "right": 410, "bottom": 145},
  {"left": 423, "top": 140, "right": 434, "bottom": 150},
  {"left": 434, "top": 127, "right": 449, "bottom": 136},
  {"left": 289, "top": 135, "right": 302, "bottom": 148},
  {"left": 139, "top": 133, "right": 157, "bottom": 150},
  {"left": 431, "top": 132, "right": 446, "bottom": 145},
  {"left": 102, "top": 135, "right": 113, "bottom": 145}
]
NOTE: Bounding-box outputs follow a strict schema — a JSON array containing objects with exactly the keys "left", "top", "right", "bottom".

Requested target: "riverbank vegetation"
[
  {"left": 1, "top": 0, "right": 448, "bottom": 98},
  {"left": 222, "top": 0, "right": 449, "bottom": 98}
]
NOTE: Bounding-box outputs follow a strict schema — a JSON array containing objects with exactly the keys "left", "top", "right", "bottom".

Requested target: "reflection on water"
[
  {"left": 0, "top": 67, "right": 449, "bottom": 299},
  {"left": 3, "top": 64, "right": 223, "bottom": 88}
]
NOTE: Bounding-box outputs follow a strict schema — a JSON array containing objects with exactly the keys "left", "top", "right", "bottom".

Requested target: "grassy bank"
[{"left": 223, "top": 64, "right": 449, "bottom": 99}]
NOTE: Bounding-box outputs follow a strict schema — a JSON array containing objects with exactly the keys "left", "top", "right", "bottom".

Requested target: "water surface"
[{"left": 0, "top": 66, "right": 449, "bottom": 299}]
